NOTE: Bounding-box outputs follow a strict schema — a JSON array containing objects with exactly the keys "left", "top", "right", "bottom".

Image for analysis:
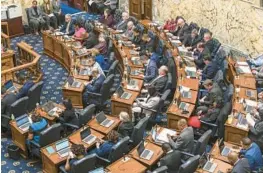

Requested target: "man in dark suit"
[
  {"left": 227, "top": 152, "right": 251, "bottom": 173},
  {"left": 172, "top": 18, "right": 191, "bottom": 43},
  {"left": 82, "top": 67, "right": 106, "bottom": 107},
  {"left": 167, "top": 119, "right": 194, "bottom": 153},
  {"left": 16, "top": 76, "right": 35, "bottom": 99},
  {"left": 197, "top": 56, "right": 218, "bottom": 80},
  {"left": 82, "top": 31, "right": 98, "bottom": 49},
  {"left": 194, "top": 42, "right": 210, "bottom": 69},
  {"left": 60, "top": 14, "right": 75, "bottom": 36},
  {"left": 157, "top": 143, "right": 181, "bottom": 172},
  {"left": 115, "top": 11, "right": 130, "bottom": 31},
  {"left": 183, "top": 29, "right": 201, "bottom": 50},
  {"left": 203, "top": 31, "right": 221, "bottom": 57},
  {"left": 1, "top": 87, "right": 17, "bottom": 115},
  {"left": 146, "top": 65, "right": 168, "bottom": 93}
]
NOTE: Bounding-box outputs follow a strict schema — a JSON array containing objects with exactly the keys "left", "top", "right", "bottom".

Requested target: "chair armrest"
[
  {"left": 96, "top": 155, "right": 111, "bottom": 166},
  {"left": 86, "top": 91, "right": 102, "bottom": 97},
  {"left": 63, "top": 123, "right": 79, "bottom": 129},
  {"left": 140, "top": 105, "right": 157, "bottom": 113},
  {"left": 200, "top": 120, "right": 218, "bottom": 127},
  {"left": 181, "top": 151, "right": 195, "bottom": 157},
  {"left": 1, "top": 114, "right": 11, "bottom": 120},
  {"left": 30, "top": 140, "right": 41, "bottom": 148}
]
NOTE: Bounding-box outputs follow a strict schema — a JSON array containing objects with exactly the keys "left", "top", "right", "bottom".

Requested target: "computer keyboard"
[
  {"left": 19, "top": 123, "right": 30, "bottom": 131},
  {"left": 72, "top": 81, "right": 81, "bottom": 88},
  {"left": 122, "top": 93, "right": 128, "bottom": 99},
  {"left": 58, "top": 147, "right": 70, "bottom": 157},
  {"left": 141, "top": 150, "right": 150, "bottom": 158},
  {"left": 102, "top": 119, "right": 111, "bottom": 126},
  {"left": 221, "top": 147, "right": 230, "bottom": 156},
  {"left": 84, "top": 135, "right": 95, "bottom": 143}
]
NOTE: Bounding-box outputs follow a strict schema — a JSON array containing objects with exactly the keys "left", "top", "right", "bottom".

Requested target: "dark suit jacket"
[
  {"left": 83, "top": 32, "right": 98, "bottom": 49},
  {"left": 203, "top": 83, "right": 223, "bottom": 106},
  {"left": 59, "top": 109, "right": 78, "bottom": 126},
  {"left": 1, "top": 93, "right": 17, "bottom": 115},
  {"left": 116, "top": 20, "right": 128, "bottom": 31},
  {"left": 60, "top": 21, "right": 75, "bottom": 36},
  {"left": 16, "top": 81, "right": 34, "bottom": 99},
  {"left": 159, "top": 150, "right": 181, "bottom": 173},
  {"left": 132, "top": 35, "right": 142, "bottom": 46},
  {"left": 85, "top": 75, "right": 105, "bottom": 93},
  {"left": 183, "top": 35, "right": 201, "bottom": 48},
  {"left": 202, "top": 61, "right": 218, "bottom": 80},
  {"left": 173, "top": 24, "right": 191, "bottom": 42},
  {"left": 231, "top": 158, "right": 251, "bottom": 173},
  {"left": 150, "top": 75, "right": 168, "bottom": 93},
  {"left": 168, "top": 126, "right": 194, "bottom": 153},
  {"left": 200, "top": 107, "right": 220, "bottom": 123},
  {"left": 118, "top": 121, "right": 134, "bottom": 138},
  {"left": 204, "top": 38, "right": 220, "bottom": 56},
  {"left": 139, "top": 39, "right": 155, "bottom": 56},
  {"left": 194, "top": 47, "right": 210, "bottom": 69}
]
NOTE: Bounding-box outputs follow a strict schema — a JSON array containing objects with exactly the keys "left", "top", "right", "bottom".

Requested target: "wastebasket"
[{"left": 7, "top": 145, "right": 20, "bottom": 160}]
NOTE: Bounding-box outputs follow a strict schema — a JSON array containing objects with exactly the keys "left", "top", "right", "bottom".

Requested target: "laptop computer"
[
  {"left": 41, "top": 101, "right": 56, "bottom": 112},
  {"left": 4, "top": 80, "right": 17, "bottom": 93},
  {"left": 179, "top": 102, "right": 189, "bottom": 111},
  {"left": 185, "top": 70, "right": 197, "bottom": 78},
  {"left": 116, "top": 87, "right": 132, "bottom": 100},
  {"left": 55, "top": 139, "right": 70, "bottom": 158},
  {"left": 237, "top": 113, "right": 248, "bottom": 126},
  {"left": 137, "top": 141, "right": 154, "bottom": 160},
  {"left": 67, "top": 76, "right": 81, "bottom": 88},
  {"left": 128, "top": 79, "right": 138, "bottom": 86},
  {"left": 181, "top": 91, "right": 192, "bottom": 98},
  {"left": 203, "top": 161, "right": 217, "bottom": 173},
  {"left": 245, "top": 105, "right": 254, "bottom": 113},
  {"left": 95, "top": 112, "right": 114, "bottom": 128},
  {"left": 79, "top": 69, "right": 89, "bottom": 76},
  {"left": 218, "top": 138, "right": 231, "bottom": 157},
  {"left": 246, "top": 90, "right": 254, "bottom": 98},
  {"left": 16, "top": 114, "right": 31, "bottom": 132},
  {"left": 80, "top": 128, "right": 96, "bottom": 145}
]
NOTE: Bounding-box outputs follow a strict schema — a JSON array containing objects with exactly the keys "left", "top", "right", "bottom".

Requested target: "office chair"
[
  {"left": 97, "top": 136, "right": 130, "bottom": 166},
  {"left": 104, "top": 60, "right": 119, "bottom": 77},
  {"left": 146, "top": 166, "right": 168, "bottom": 173},
  {"left": 178, "top": 155, "right": 200, "bottom": 173},
  {"left": 27, "top": 81, "right": 44, "bottom": 112},
  {"left": 59, "top": 154, "right": 98, "bottom": 173},
  {"left": 136, "top": 23, "right": 145, "bottom": 37},
  {"left": 129, "top": 16, "right": 138, "bottom": 26},
  {"left": 129, "top": 117, "right": 149, "bottom": 148},
  {"left": 192, "top": 130, "right": 212, "bottom": 156}
]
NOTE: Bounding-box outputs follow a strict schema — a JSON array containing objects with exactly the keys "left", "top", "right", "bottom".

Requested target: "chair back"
[
  {"left": 39, "top": 123, "right": 61, "bottom": 147},
  {"left": 217, "top": 102, "right": 232, "bottom": 138},
  {"left": 108, "top": 136, "right": 130, "bottom": 162},
  {"left": 130, "top": 116, "right": 149, "bottom": 147},
  {"left": 107, "top": 39, "right": 113, "bottom": 54},
  {"left": 129, "top": 16, "right": 138, "bottom": 25},
  {"left": 99, "top": 74, "right": 114, "bottom": 105},
  {"left": 178, "top": 155, "right": 200, "bottom": 173},
  {"left": 71, "top": 154, "right": 97, "bottom": 173},
  {"left": 193, "top": 130, "right": 212, "bottom": 155},
  {"left": 27, "top": 81, "right": 44, "bottom": 112},
  {"left": 163, "top": 73, "right": 172, "bottom": 92},
  {"left": 157, "top": 89, "right": 171, "bottom": 113},
  {"left": 136, "top": 24, "right": 145, "bottom": 36},
  {"left": 84, "top": 21, "right": 94, "bottom": 32},
  {"left": 107, "top": 60, "right": 119, "bottom": 77},
  {"left": 79, "top": 104, "right": 96, "bottom": 126},
  {"left": 10, "top": 96, "right": 29, "bottom": 118},
  {"left": 149, "top": 166, "right": 168, "bottom": 173}
]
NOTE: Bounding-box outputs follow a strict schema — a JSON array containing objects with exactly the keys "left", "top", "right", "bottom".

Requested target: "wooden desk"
[
  {"left": 177, "top": 78, "right": 199, "bottom": 91},
  {"left": 36, "top": 104, "right": 65, "bottom": 124},
  {"left": 129, "top": 67, "right": 144, "bottom": 80},
  {"left": 10, "top": 121, "right": 28, "bottom": 158},
  {"left": 224, "top": 121, "right": 248, "bottom": 145},
  {"left": 130, "top": 141, "right": 163, "bottom": 167},
  {"left": 106, "top": 157, "right": 147, "bottom": 173},
  {"left": 62, "top": 81, "right": 85, "bottom": 108},
  {"left": 123, "top": 78, "right": 144, "bottom": 92},
  {"left": 41, "top": 139, "right": 69, "bottom": 173},
  {"left": 235, "top": 87, "right": 257, "bottom": 101},
  {"left": 69, "top": 127, "right": 105, "bottom": 149},
  {"left": 1, "top": 50, "right": 15, "bottom": 71},
  {"left": 234, "top": 76, "right": 256, "bottom": 90},
  {"left": 166, "top": 102, "right": 195, "bottom": 129},
  {"left": 180, "top": 90, "right": 198, "bottom": 105},
  {"left": 2, "top": 17, "right": 24, "bottom": 38},
  {"left": 88, "top": 115, "right": 121, "bottom": 135},
  {"left": 111, "top": 89, "right": 139, "bottom": 116},
  {"left": 197, "top": 158, "right": 232, "bottom": 173}
]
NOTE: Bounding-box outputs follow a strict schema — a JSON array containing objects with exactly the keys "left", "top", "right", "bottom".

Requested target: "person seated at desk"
[
  {"left": 27, "top": 114, "right": 48, "bottom": 146},
  {"left": 194, "top": 42, "right": 210, "bottom": 70},
  {"left": 82, "top": 30, "right": 98, "bottom": 49},
  {"left": 135, "top": 32, "right": 155, "bottom": 56},
  {"left": 183, "top": 29, "right": 201, "bottom": 51},
  {"left": 240, "top": 137, "right": 263, "bottom": 171},
  {"left": 79, "top": 55, "right": 105, "bottom": 77},
  {"left": 60, "top": 14, "right": 75, "bottom": 36},
  {"left": 252, "top": 65, "right": 263, "bottom": 87},
  {"left": 227, "top": 151, "right": 251, "bottom": 173},
  {"left": 132, "top": 86, "right": 160, "bottom": 122},
  {"left": 122, "top": 21, "right": 135, "bottom": 41},
  {"left": 140, "top": 53, "right": 158, "bottom": 83},
  {"left": 248, "top": 54, "right": 263, "bottom": 67},
  {"left": 55, "top": 99, "right": 78, "bottom": 125},
  {"left": 65, "top": 144, "right": 86, "bottom": 172},
  {"left": 28, "top": 0, "right": 51, "bottom": 35},
  {"left": 16, "top": 76, "right": 35, "bottom": 99},
  {"left": 163, "top": 18, "right": 176, "bottom": 32},
  {"left": 41, "top": 0, "right": 58, "bottom": 29},
  {"left": 82, "top": 67, "right": 106, "bottom": 107},
  {"left": 114, "top": 11, "right": 130, "bottom": 31},
  {"left": 88, "top": 33, "right": 108, "bottom": 56},
  {"left": 72, "top": 22, "right": 86, "bottom": 42},
  {"left": 145, "top": 65, "right": 168, "bottom": 93},
  {"left": 198, "top": 79, "right": 223, "bottom": 109},
  {"left": 51, "top": 0, "right": 64, "bottom": 27},
  {"left": 167, "top": 119, "right": 194, "bottom": 153},
  {"left": 90, "top": 48, "right": 109, "bottom": 70},
  {"left": 131, "top": 28, "right": 142, "bottom": 47},
  {"left": 99, "top": 8, "right": 114, "bottom": 28},
  {"left": 203, "top": 31, "right": 220, "bottom": 56},
  {"left": 157, "top": 143, "right": 181, "bottom": 173},
  {"left": 172, "top": 18, "right": 191, "bottom": 43},
  {"left": 118, "top": 111, "right": 134, "bottom": 138},
  {"left": 1, "top": 87, "right": 17, "bottom": 116},
  {"left": 197, "top": 56, "right": 218, "bottom": 80},
  {"left": 94, "top": 130, "right": 119, "bottom": 158}
]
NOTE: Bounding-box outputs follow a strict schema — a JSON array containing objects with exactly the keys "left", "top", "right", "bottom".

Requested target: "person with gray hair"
[
  {"left": 115, "top": 11, "right": 130, "bottom": 31},
  {"left": 123, "top": 21, "right": 134, "bottom": 40},
  {"left": 183, "top": 28, "right": 202, "bottom": 50},
  {"left": 118, "top": 111, "right": 134, "bottom": 138},
  {"left": 172, "top": 18, "right": 191, "bottom": 43},
  {"left": 60, "top": 14, "right": 75, "bottom": 35}
]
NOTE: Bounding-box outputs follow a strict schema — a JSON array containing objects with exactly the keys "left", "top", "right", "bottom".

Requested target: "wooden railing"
[
  {"left": 1, "top": 42, "right": 43, "bottom": 84},
  {"left": 1, "top": 32, "right": 11, "bottom": 49},
  {"left": 1, "top": 22, "right": 10, "bottom": 36}
]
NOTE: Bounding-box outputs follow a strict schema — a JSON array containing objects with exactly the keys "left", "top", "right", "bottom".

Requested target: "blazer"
[
  {"left": 204, "top": 38, "right": 220, "bottom": 56},
  {"left": 51, "top": 0, "right": 61, "bottom": 13},
  {"left": 231, "top": 158, "right": 251, "bottom": 173},
  {"left": 95, "top": 141, "right": 115, "bottom": 158},
  {"left": 132, "top": 35, "right": 142, "bottom": 46},
  {"left": 1, "top": 93, "right": 17, "bottom": 115},
  {"left": 202, "top": 61, "right": 218, "bottom": 80},
  {"left": 183, "top": 35, "right": 201, "bottom": 48},
  {"left": 174, "top": 24, "right": 191, "bottom": 42},
  {"left": 150, "top": 75, "right": 168, "bottom": 93},
  {"left": 203, "top": 83, "right": 223, "bottom": 106},
  {"left": 137, "top": 95, "right": 161, "bottom": 116},
  {"left": 59, "top": 109, "right": 78, "bottom": 125},
  {"left": 28, "top": 6, "right": 44, "bottom": 20},
  {"left": 16, "top": 81, "right": 34, "bottom": 99},
  {"left": 159, "top": 150, "right": 181, "bottom": 173},
  {"left": 83, "top": 32, "right": 98, "bottom": 49},
  {"left": 200, "top": 107, "right": 220, "bottom": 123},
  {"left": 140, "top": 39, "right": 155, "bottom": 56},
  {"left": 85, "top": 74, "right": 105, "bottom": 93},
  {"left": 194, "top": 47, "right": 210, "bottom": 69},
  {"left": 118, "top": 121, "right": 134, "bottom": 138},
  {"left": 144, "top": 60, "right": 158, "bottom": 83},
  {"left": 116, "top": 20, "right": 128, "bottom": 31},
  {"left": 168, "top": 126, "right": 194, "bottom": 153},
  {"left": 60, "top": 21, "right": 75, "bottom": 35}
]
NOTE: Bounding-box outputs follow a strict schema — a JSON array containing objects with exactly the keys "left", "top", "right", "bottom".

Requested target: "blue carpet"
[{"left": 1, "top": 9, "right": 100, "bottom": 173}]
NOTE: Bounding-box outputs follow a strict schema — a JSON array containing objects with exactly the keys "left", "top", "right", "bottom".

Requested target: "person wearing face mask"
[{"left": 99, "top": 8, "right": 114, "bottom": 28}]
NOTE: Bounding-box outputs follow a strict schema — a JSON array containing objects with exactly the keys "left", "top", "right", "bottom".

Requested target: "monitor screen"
[
  {"left": 95, "top": 112, "right": 106, "bottom": 124},
  {"left": 80, "top": 128, "right": 91, "bottom": 139},
  {"left": 4, "top": 80, "right": 13, "bottom": 90},
  {"left": 55, "top": 139, "right": 69, "bottom": 151},
  {"left": 137, "top": 141, "right": 145, "bottom": 155}
]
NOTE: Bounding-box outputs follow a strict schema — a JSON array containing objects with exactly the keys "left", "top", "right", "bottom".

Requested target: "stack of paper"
[{"left": 156, "top": 129, "right": 176, "bottom": 143}]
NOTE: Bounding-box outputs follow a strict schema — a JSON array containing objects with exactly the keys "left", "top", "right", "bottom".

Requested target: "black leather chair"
[
  {"left": 192, "top": 130, "right": 212, "bottom": 156},
  {"left": 30, "top": 123, "right": 62, "bottom": 158},
  {"left": 178, "top": 155, "right": 200, "bottom": 173},
  {"left": 129, "top": 16, "right": 138, "bottom": 26},
  {"left": 10, "top": 96, "right": 29, "bottom": 118},
  {"left": 97, "top": 136, "right": 130, "bottom": 166},
  {"left": 129, "top": 117, "right": 149, "bottom": 147},
  {"left": 104, "top": 60, "right": 119, "bottom": 77},
  {"left": 136, "top": 23, "right": 145, "bottom": 37},
  {"left": 27, "top": 81, "right": 44, "bottom": 112},
  {"left": 87, "top": 75, "right": 114, "bottom": 112},
  {"left": 146, "top": 166, "right": 168, "bottom": 173},
  {"left": 59, "top": 153, "right": 97, "bottom": 173}
]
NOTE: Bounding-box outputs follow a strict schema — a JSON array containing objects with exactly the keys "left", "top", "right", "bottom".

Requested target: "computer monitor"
[
  {"left": 95, "top": 112, "right": 106, "bottom": 124},
  {"left": 55, "top": 139, "right": 69, "bottom": 151},
  {"left": 80, "top": 128, "right": 91, "bottom": 140},
  {"left": 4, "top": 80, "right": 13, "bottom": 90},
  {"left": 137, "top": 141, "right": 145, "bottom": 156}
]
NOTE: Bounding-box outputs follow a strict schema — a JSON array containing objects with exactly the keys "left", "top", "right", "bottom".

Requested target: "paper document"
[
  {"left": 185, "top": 66, "right": 196, "bottom": 72},
  {"left": 156, "top": 129, "right": 176, "bottom": 143},
  {"left": 246, "top": 113, "right": 256, "bottom": 127},
  {"left": 48, "top": 13, "right": 54, "bottom": 17},
  {"left": 237, "top": 61, "right": 249, "bottom": 66},
  {"left": 237, "top": 66, "right": 251, "bottom": 74}
]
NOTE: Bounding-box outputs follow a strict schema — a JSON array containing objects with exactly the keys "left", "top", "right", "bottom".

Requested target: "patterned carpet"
[{"left": 1, "top": 10, "right": 99, "bottom": 173}]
